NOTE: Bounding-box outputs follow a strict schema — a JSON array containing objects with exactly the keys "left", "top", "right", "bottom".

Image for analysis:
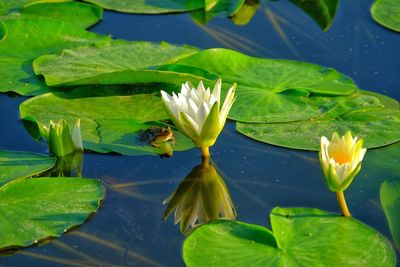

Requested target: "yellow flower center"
[{"left": 330, "top": 147, "right": 352, "bottom": 164}]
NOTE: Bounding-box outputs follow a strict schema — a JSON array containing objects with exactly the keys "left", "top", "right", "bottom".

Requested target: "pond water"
[{"left": 0, "top": 0, "right": 399, "bottom": 266}]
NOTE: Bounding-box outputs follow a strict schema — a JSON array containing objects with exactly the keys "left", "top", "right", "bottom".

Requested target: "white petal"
[
  {"left": 160, "top": 90, "right": 172, "bottom": 103},
  {"left": 219, "top": 85, "right": 236, "bottom": 125},
  {"left": 333, "top": 163, "right": 352, "bottom": 183},
  {"left": 212, "top": 79, "right": 222, "bottom": 102},
  {"left": 72, "top": 119, "right": 83, "bottom": 150},
  {"left": 197, "top": 81, "right": 206, "bottom": 98},
  {"left": 196, "top": 103, "right": 210, "bottom": 131},
  {"left": 180, "top": 113, "right": 201, "bottom": 135},
  {"left": 188, "top": 98, "right": 199, "bottom": 116},
  {"left": 204, "top": 87, "right": 211, "bottom": 101}
]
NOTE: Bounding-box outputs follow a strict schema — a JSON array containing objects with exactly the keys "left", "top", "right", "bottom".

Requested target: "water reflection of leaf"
[{"left": 163, "top": 157, "right": 236, "bottom": 234}]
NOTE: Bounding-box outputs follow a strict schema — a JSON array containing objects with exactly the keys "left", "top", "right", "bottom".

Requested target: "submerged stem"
[
  {"left": 201, "top": 146, "right": 210, "bottom": 158},
  {"left": 336, "top": 191, "right": 351, "bottom": 217}
]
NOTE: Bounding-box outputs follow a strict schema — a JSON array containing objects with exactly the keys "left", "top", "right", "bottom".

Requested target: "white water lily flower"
[
  {"left": 161, "top": 79, "right": 236, "bottom": 148},
  {"left": 43, "top": 119, "right": 83, "bottom": 157},
  {"left": 319, "top": 131, "right": 367, "bottom": 192}
]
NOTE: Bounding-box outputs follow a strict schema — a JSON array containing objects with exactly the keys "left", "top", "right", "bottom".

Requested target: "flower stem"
[
  {"left": 201, "top": 155, "right": 210, "bottom": 168},
  {"left": 336, "top": 191, "right": 351, "bottom": 217},
  {"left": 200, "top": 146, "right": 210, "bottom": 158}
]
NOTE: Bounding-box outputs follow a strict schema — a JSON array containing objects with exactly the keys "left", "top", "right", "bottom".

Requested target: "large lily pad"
[
  {"left": 19, "top": 88, "right": 168, "bottom": 153},
  {"left": 81, "top": 0, "right": 203, "bottom": 14},
  {"left": 167, "top": 48, "right": 359, "bottom": 123},
  {"left": 0, "top": 151, "right": 56, "bottom": 187},
  {"left": 16, "top": 2, "right": 103, "bottom": 28},
  {"left": 97, "top": 119, "right": 195, "bottom": 156},
  {"left": 183, "top": 207, "right": 396, "bottom": 266},
  {"left": 371, "top": 0, "right": 400, "bottom": 32},
  {"left": 33, "top": 40, "right": 199, "bottom": 86},
  {"left": 0, "top": 0, "right": 69, "bottom": 16},
  {"left": 237, "top": 107, "right": 400, "bottom": 150},
  {"left": 0, "top": 177, "right": 104, "bottom": 250},
  {"left": 0, "top": 17, "right": 108, "bottom": 96},
  {"left": 289, "top": 0, "right": 339, "bottom": 31},
  {"left": 381, "top": 179, "right": 400, "bottom": 248}
]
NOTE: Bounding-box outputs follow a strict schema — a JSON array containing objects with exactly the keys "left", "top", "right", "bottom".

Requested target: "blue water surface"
[{"left": 0, "top": 0, "right": 399, "bottom": 266}]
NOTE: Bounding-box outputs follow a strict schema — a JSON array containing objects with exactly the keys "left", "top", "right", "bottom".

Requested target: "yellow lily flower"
[{"left": 319, "top": 131, "right": 367, "bottom": 192}]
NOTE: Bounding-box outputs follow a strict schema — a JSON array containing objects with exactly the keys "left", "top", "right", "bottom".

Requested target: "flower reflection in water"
[{"left": 163, "top": 157, "right": 236, "bottom": 234}]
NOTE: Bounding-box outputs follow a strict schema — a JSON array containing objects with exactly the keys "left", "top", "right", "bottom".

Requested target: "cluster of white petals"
[{"left": 161, "top": 79, "right": 236, "bottom": 147}]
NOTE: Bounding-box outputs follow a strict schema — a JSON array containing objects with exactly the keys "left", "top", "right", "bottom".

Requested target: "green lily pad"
[
  {"left": 166, "top": 48, "right": 359, "bottom": 123},
  {"left": 183, "top": 207, "right": 396, "bottom": 266},
  {"left": 381, "top": 179, "right": 400, "bottom": 248},
  {"left": 0, "top": 17, "right": 109, "bottom": 96},
  {"left": 289, "top": 0, "right": 339, "bottom": 31},
  {"left": 237, "top": 107, "right": 400, "bottom": 150},
  {"left": 19, "top": 88, "right": 168, "bottom": 153},
  {"left": 16, "top": 2, "right": 103, "bottom": 29},
  {"left": 360, "top": 89, "right": 399, "bottom": 110},
  {"left": 33, "top": 40, "right": 199, "bottom": 86},
  {"left": 81, "top": 0, "right": 203, "bottom": 14},
  {"left": 0, "top": 177, "right": 104, "bottom": 250},
  {"left": 371, "top": 0, "right": 400, "bottom": 32},
  {"left": 96, "top": 119, "right": 195, "bottom": 156},
  {"left": 0, "top": 151, "right": 56, "bottom": 187},
  {"left": 0, "top": 0, "right": 69, "bottom": 16}
]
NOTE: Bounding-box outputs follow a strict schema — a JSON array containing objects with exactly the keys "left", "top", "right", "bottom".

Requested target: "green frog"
[{"left": 139, "top": 126, "right": 175, "bottom": 148}]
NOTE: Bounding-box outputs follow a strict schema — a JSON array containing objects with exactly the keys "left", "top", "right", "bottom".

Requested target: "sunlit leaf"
[
  {"left": 0, "top": 0, "right": 69, "bottom": 16},
  {"left": 81, "top": 0, "right": 203, "bottom": 14},
  {"left": 0, "top": 17, "right": 109, "bottom": 95},
  {"left": 237, "top": 107, "right": 400, "bottom": 150},
  {"left": 33, "top": 40, "right": 199, "bottom": 86},
  {"left": 167, "top": 48, "right": 360, "bottom": 123},
  {"left": 381, "top": 179, "right": 400, "bottom": 248},
  {"left": 0, "top": 177, "right": 104, "bottom": 250},
  {"left": 183, "top": 207, "right": 396, "bottom": 266},
  {"left": 371, "top": 0, "right": 400, "bottom": 32},
  {"left": 19, "top": 87, "right": 168, "bottom": 153},
  {"left": 0, "top": 151, "right": 56, "bottom": 187},
  {"left": 16, "top": 1, "right": 103, "bottom": 28}
]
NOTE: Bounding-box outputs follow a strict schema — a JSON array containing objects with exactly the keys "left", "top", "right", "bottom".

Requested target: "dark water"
[{"left": 0, "top": 0, "right": 399, "bottom": 266}]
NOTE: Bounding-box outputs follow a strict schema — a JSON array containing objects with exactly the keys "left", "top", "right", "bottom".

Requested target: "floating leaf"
[
  {"left": 19, "top": 88, "right": 168, "bottom": 153},
  {"left": 81, "top": 0, "right": 203, "bottom": 14},
  {"left": 371, "top": 0, "right": 400, "bottom": 32},
  {"left": 237, "top": 107, "right": 400, "bottom": 150},
  {"left": 33, "top": 40, "right": 199, "bottom": 86},
  {"left": 166, "top": 48, "right": 359, "bottom": 123},
  {"left": 289, "top": 0, "right": 339, "bottom": 31},
  {"left": 0, "top": 177, "right": 104, "bottom": 250},
  {"left": 381, "top": 179, "right": 400, "bottom": 248},
  {"left": 16, "top": 2, "right": 103, "bottom": 29},
  {"left": 0, "top": 151, "right": 56, "bottom": 187},
  {"left": 0, "top": 17, "right": 109, "bottom": 95},
  {"left": 0, "top": 0, "right": 69, "bottom": 16},
  {"left": 183, "top": 207, "right": 396, "bottom": 266},
  {"left": 97, "top": 119, "right": 195, "bottom": 156}
]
